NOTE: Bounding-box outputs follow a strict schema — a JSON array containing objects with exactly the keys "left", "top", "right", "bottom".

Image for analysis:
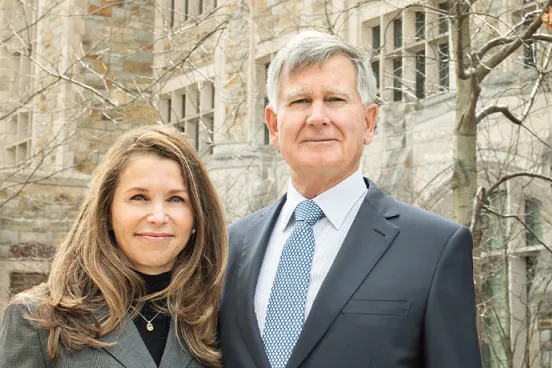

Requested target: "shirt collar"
[{"left": 280, "top": 169, "right": 367, "bottom": 231}]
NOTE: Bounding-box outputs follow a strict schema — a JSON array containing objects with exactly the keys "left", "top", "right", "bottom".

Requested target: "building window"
[
  {"left": 393, "top": 58, "right": 402, "bottom": 101},
  {"left": 439, "top": 2, "right": 449, "bottom": 34},
  {"left": 164, "top": 82, "right": 215, "bottom": 155},
  {"left": 526, "top": 255, "right": 538, "bottom": 296},
  {"left": 372, "top": 25, "right": 381, "bottom": 52},
  {"left": 540, "top": 330, "right": 552, "bottom": 368},
  {"left": 263, "top": 63, "right": 270, "bottom": 145},
  {"left": 523, "top": 17, "right": 537, "bottom": 68},
  {"left": 416, "top": 51, "right": 425, "bottom": 99},
  {"left": 170, "top": 0, "right": 175, "bottom": 26},
  {"left": 415, "top": 12, "right": 425, "bottom": 40},
  {"left": 482, "top": 190, "right": 507, "bottom": 252},
  {"left": 525, "top": 198, "right": 542, "bottom": 246},
  {"left": 5, "top": 111, "right": 32, "bottom": 166},
  {"left": 172, "top": 0, "right": 216, "bottom": 25},
  {"left": 547, "top": 152, "right": 552, "bottom": 188},
  {"left": 160, "top": 97, "right": 173, "bottom": 123},
  {"left": 482, "top": 262, "right": 508, "bottom": 368},
  {"left": 393, "top": 19, "right": 402, "bottom": 49},
  {"left": 372, "top": 60, "right": 380, "bottom": 91},
  {"left": 439, "top": 42, "right": 449, "bottom": 90},
  {"left": 524, "top": 41, "right": 537, "bottom": 68}
]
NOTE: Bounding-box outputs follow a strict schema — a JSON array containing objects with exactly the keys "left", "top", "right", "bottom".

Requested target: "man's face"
[{"left": 266, "top": 54, "right": 378, "bottom": 181}]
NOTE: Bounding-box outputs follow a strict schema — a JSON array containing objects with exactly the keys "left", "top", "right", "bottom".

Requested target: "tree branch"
[
  {"left": 483, "top": 205, "right": 552, "bottom": 254},
  {"left": 475, "top": 36, "right": 516, "bottom": 62},
  {"left": 470, "top": 186, "right": 487, "bottom": 234},
  {"left": 487, "top": 172, "right": 552, "bottom": 197},
  {"left": 532, "top": 33, "right": 552, "bottom": 42},
  {"left": 476, "top": 43, "right": 551, "bottom": 125},
  {"left": 475, "top": 1, "right": 552, "bottom": 81},
  {"left": 476, "top": 105, "right": 522, "bottom": 125}
]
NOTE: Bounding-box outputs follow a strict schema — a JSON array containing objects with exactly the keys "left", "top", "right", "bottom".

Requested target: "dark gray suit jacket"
[
  {"left": 219, "top": 179, "right": 482, "bottom": 368},
  {"left": 0, "top": 298, "right": 206, "bottom": 368}
]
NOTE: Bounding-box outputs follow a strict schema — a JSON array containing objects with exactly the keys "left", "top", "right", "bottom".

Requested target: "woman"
[{"left": 0, "top": 125, "right": 227, "bottom": 368}]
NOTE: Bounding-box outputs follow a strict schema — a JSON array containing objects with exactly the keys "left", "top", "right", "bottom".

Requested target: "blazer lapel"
[
  {"left": 287, "top": 179, "right": 400, "bottom": 368},
  {"left": 100, "top": 320, "right": 157, "bottom": 368},
  {"left": 235, "top": 195, "right": 287, "bottom": 368},
  {"left": 158, "top": 320, "right": 194, "bottom": 368}
]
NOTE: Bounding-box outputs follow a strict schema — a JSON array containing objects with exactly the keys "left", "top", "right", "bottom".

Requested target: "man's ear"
[
  {"left": 363, "top": 104, "right": 378, "bottom": 146},
  {"left": 265, "top": 106, "right": 280, "bottom": 149}
]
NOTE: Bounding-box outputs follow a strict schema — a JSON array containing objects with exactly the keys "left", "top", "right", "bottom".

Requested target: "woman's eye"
[
  {"left": 130, "top": 194, "right": 147, "bottom": 201},
  {"left": 168, "top": 196, "right": 185, "bottom": 203}
]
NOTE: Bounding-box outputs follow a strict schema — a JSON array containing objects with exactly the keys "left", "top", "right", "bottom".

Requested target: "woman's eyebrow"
[{"left": 124, "top": 187, "right": 188, "bottom": 194}]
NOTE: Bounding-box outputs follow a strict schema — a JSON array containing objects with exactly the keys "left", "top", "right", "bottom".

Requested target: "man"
[{"left": 219, "top": 31, "right": 482, "bottom": 368}]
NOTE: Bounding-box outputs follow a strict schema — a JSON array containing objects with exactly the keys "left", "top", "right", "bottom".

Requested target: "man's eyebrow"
[
  {"left": 283, "top": 86, "right": 353, "bottom": 101},
  {"left": 284, "top": 88, "right": 312, "bottom": 102},
  {"left": 322, "top": 86, "right": 353, "bottom": 99}
]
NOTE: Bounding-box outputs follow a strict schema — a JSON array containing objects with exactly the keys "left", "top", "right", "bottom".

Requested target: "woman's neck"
[{"left": 134, "top": 270, "right": 171, "bottom": 295}]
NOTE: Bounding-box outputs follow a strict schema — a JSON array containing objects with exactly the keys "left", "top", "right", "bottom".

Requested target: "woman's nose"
[{"left": 146, "top": 203, "right": 168, "bottom": 224}]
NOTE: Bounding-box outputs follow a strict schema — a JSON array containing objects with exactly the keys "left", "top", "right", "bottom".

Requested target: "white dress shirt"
[{"left": 254, "top": 169, "right": 368, "bottom": 336}]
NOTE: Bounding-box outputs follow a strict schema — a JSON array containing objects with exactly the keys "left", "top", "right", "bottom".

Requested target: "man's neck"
[{"left": 290, "top": 167, "right": 359, "bottom": 199}]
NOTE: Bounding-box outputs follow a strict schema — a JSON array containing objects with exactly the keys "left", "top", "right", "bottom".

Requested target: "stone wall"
[{"left": 0, "top": 178, "right": 88, "bottom": 304}]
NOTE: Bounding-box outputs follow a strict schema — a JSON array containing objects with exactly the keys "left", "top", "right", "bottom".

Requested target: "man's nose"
[{"left": 306, "top": 100, "right": 330, "bottom": 126}]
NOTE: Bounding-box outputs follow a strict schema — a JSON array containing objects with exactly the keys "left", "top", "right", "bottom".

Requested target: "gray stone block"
[{"left": 0, "top": 231, "right": 19, "bottom": 246}]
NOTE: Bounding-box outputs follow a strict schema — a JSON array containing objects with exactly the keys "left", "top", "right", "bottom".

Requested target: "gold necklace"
[{"left": 129, "top": 305, "right": 162, "bottom": 332}]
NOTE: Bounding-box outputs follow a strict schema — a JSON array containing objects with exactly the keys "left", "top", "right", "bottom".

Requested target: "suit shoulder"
[
  {"left": 393, "top": 199, "right": 464, "bottom": 234},
  {"left": 228, "top": 204, "right": 273, "bottom": 235}
]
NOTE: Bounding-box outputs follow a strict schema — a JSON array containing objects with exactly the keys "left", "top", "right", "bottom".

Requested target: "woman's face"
[{"left": 110, "top": 154, "right": 195, "bottom": 275}]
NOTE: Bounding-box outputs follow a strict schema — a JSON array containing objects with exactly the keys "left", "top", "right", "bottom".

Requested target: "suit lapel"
[
  {"left": 158, "top": 320, "right": 194, "bottom": 368},
  {"left": 235, "top": 196, "right": 286, "bottom": 368},
  {"left": 100, "top": 320, "right": 157, "bottom": 368},
  {"left": 287, "top": 179, "right": 400, "bottom": 368}
]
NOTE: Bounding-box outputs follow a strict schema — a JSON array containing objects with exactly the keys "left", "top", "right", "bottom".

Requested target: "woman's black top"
[{"left": 133, "top": 270, "right": 172, "bottom": 367}]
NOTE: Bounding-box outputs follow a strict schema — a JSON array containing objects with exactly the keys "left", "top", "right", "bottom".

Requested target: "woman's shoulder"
[
  {"left": 1, "top": 292, "right": 49, "bottom": 341},
  {"left": 3, "top": 293, "right": 42, "bottom": 318},
  {"left": 0, "top": 293, "right": 51, "bottom": 367}
]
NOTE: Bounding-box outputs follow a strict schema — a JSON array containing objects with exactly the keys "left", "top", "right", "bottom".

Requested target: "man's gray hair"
[{"left": 266, "top": 31, "right": 377, "bottom": 113}]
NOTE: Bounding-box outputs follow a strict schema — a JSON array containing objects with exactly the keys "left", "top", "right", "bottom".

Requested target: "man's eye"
[
  {"left": 328, "top": 97, "right": 344, "bottom": 102},
  {"left": 131, "top": 195, "right": 147, "bottom": 201},
  {"left": 291, "top": 99, "right": 308, "bottom": 104},
  {"left": 168, "top": 196, "right": 185, "bottom": 203}
]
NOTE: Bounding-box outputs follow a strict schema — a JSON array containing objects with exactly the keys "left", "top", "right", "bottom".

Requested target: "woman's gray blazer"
[{"left": 0, "top": 299, "right": 207, "bottom": 368}]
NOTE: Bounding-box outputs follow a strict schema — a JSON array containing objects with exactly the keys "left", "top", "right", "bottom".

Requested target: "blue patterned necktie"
[{"left": 262, "top": 199, "right": 324, "bottom": 368}]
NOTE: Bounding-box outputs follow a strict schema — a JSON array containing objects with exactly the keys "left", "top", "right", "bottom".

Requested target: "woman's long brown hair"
[{"left": 9, "top": 125, "right": 227, "bottom": 367}]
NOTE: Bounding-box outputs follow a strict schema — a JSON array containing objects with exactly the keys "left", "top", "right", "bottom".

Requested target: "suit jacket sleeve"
[
  {"left": 423, "top": 226, "right": 482, "bottom": 368},
  {"left": 0, "top": 300, "right": 49, "bottom": 368}
]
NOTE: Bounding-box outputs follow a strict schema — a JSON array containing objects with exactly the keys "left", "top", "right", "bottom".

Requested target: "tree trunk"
[{"left": 450, "top": 0, "right": 483, "bottom": 345}]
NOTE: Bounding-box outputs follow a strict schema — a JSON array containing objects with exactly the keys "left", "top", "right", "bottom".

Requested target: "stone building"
[{"left": 1, "top": 0, "right": 552, "bottom": 366}]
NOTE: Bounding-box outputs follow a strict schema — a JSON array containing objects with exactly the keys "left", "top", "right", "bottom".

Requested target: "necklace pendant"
[{"left": 146, "top": 322, "right": 154, "bottom": 331}]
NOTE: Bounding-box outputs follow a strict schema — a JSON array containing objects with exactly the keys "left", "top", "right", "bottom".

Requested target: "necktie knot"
[{"left": 294, "top": 200, "right": 323, "bottom": 226}]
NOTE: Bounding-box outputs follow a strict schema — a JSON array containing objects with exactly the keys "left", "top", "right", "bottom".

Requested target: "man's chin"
[{"left": 296, "top": 161, "right": 341, "bottom": 173}]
